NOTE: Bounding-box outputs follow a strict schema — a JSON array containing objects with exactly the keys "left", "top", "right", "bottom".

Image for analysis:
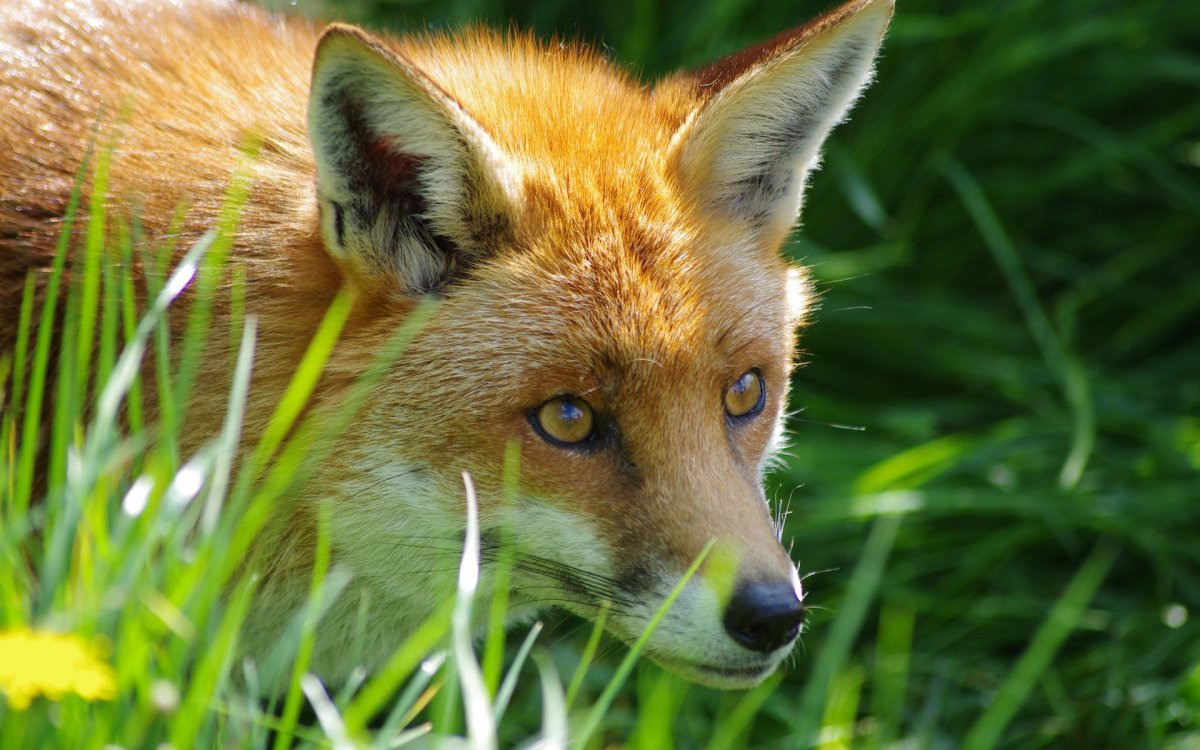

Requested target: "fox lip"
[
  {"left": 688, "top": 661, "right": 774, "bottom": 679},
  {"left": 653, "top": 656, "right": 779, "bottom": 688}
]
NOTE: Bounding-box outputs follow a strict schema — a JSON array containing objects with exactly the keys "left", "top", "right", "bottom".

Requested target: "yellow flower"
[{"left": 0, "top": 627, "right": 117, "bottom": 710}]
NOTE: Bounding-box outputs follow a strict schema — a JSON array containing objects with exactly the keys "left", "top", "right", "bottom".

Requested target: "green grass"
[{"left": 3, "top": 0, "right": 1199, "bottom": 747}]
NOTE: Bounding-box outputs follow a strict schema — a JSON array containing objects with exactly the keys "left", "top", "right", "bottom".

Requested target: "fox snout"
[{"left": 709, "top": 500, "right": 808, "bottom": 657}]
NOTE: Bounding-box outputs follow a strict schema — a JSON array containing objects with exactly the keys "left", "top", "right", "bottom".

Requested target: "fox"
[{"left": 0, "top": 0, "right": 893, "bottom": 689}]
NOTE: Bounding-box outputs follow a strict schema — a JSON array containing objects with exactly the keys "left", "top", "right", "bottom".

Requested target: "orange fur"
[{"left": 1, "top": 0, "right": 893, "bottom": 688}]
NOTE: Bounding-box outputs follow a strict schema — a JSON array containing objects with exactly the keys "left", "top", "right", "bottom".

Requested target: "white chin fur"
[{"left": 646, "top": 655, "right": 779, "bottom": 690}]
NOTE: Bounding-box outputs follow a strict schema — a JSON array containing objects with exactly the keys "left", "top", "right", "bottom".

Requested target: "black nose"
[{"left": 723, "top": 580, "right": 806, "bottom": 653}]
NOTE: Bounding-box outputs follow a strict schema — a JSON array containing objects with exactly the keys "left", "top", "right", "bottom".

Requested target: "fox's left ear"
[
  {"left": 667, "top": 0, "right": 893, "bottom": 241},
  {"left": 308, "top": 25, "right": 520, "bottom": 293}
]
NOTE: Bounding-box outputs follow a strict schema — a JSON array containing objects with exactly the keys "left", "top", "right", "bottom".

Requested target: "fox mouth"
[{"left": 651, "top": 655, "right": 779, "bottom": 689}]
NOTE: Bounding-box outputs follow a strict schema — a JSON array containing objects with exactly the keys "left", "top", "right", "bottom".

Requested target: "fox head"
[{"left": 294, "top": 0, "right": 893, "bottom": 688}]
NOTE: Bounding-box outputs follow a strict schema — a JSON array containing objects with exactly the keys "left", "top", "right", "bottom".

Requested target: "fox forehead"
[
  {"left": 445, "top": 224, "right": 807, "bottom": 391},
  {"left": 398, "top": 30, "right": 686, "bottom": 174}
]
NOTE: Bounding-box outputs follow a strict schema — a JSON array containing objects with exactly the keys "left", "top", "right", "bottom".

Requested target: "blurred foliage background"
[{"left": 273, "top": 0, "right": 1200, "bottom": 746}]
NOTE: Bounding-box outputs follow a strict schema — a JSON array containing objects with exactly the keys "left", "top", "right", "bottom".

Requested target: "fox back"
[{"left": 0, "top": 0, "right": 893, "bottom": 687}]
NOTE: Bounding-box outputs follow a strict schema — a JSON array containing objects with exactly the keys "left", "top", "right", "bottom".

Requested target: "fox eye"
[
  {"left": 725, "top": 370, "right": 765, "bottom": 419},
  {"left": 533, "top": 396, "right": 596, "bottom": 447}
]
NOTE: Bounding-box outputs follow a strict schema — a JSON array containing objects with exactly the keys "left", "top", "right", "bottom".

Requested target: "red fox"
[{"left": 0, "top": 0, "right": 892, "bottom": 688}]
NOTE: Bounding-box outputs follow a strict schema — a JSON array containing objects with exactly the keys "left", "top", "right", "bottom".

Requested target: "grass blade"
[
  {"left": 493, "top": 621, "right": 543, "bottom": 724},
  {"left": 274, "top": 502, "right": 334, "bottom": 750},
  {"left": 791, "top": 515, "right": 902, "bottom": 745},
  {"left": 818, "top": 664, "right": 864, "bottom": 750},
  {"left": 705, "top": 671, "right": 783, "bottom": 750},
  {"left": 571, "top": 539, "right": 716, "bottom": 750},
  {"left": 866, "top": 602, "right": 915, "bottom": 750},
  {"left": 564, "top": 600, "right": 610, "bottom": 710},
  {"left": 14, "top": 141, "right": 92, "bottom": 514},
  {"left": 962, "top": 539, "right": 1120, "bottom": 750},
  {"left": 533, "top": 649, "right": 568, "bottom": 750},
  {"left": 455, "top": 471, "right": 496, "bottom": 750},
  {"left": 938, "top": 154, "right": 1095, "bottom": 489}
]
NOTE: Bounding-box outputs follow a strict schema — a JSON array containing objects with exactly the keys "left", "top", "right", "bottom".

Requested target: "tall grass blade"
[
  {"left": 74, "top": 124, "right": 115, "bottom": 408},
  {"left": 938, "top": 155, "right": 1095, "bottom": 489},
  {"left": 705, "top": 672, "right": 783, "bottom": 750},
  {"left": 15, "top": 141, "right": 92, "bottom": 514},
  {"left": 201, "top": 316, "right": 257, "bottom": 534},
  {"left": 255, "top": 289, "right": 355, "bottom": 470},
  {"left": 571, "top": 539, "right": 716, "bottom": 750},
  {"left": 482, "top": 440, "right": 521, "bottom": 697},
  {"left": 274, "top": 502, "right": 334, "bottom": 750},
  {"left": 7, "top": 274, "right": 37, "bottom": 452},
  {"left": 90, "top": 231, "right": 215, "bottom": 453},
  {"left": 301, "top": 674, "right": 355, "bottom": 750},
  {"left": 866, "top": 602, "right": 915, "bottom": 750},
  {"left": 792, "top": 515, "right": 902, "bottom": 745},
  {"left": 818, "top": 665, "right": 865, "bottom": 750},
  {"left": 171, "top": 144, "right": 257, "bottom": 416},
  {"left": 377, "top": 652, "right": 446, "bottom": 741},
  {"left": 455, "top": 471, "right": 496, "bottom": 750},
  {"left": 492, "top": 621, "right": 543, "bottom": 724},
  {"left": 342, "top": 602, "right": 453, "bottom": 736},
  {"left": 532, "top": 649, "right": 568, "bottom": 750},
  {"left": 564, "top": 600, "right": 610, "bottom": 710},
  {"left": 962, "top": 540, "right": 1120, "bottom": 750}
]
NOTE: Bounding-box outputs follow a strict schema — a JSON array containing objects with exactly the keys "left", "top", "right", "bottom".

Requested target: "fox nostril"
[{"left": 722, "top": 580, "right": 806, "bottom": 654}]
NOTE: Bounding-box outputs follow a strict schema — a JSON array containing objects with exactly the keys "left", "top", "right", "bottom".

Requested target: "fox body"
[{"left": 0, "top": 0, "right": 892, "bottom": 687}]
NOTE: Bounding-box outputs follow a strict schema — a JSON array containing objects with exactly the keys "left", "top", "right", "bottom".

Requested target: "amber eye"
[
  {"left": 533, "top": 396, "right": 596, "bottom": 447},
  {"left": 725, "top": 370, "right": 765, "bottom": 419}
]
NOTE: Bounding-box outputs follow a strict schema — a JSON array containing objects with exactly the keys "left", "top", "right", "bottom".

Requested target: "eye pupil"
[{"left": 560, "top": 401, "right": 582, "bottom": 423}]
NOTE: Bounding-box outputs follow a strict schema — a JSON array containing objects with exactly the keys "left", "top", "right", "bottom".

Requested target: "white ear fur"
[
  {"left": 676, "top": 0, "right": 893, "bottom": 239},
  {"left": 308, "top": 26, "right": 519, "bottom": 292}
]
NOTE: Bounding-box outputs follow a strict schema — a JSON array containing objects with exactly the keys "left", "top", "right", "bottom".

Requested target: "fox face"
[{"left": 287, "top": 0, "right": 894, "bottom": 688}]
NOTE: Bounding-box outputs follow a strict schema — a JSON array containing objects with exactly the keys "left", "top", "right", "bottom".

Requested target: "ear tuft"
[
  {"left": 308, "top": 25, "right": 519, "bottom": 293},
  {"left": 671, "top": 0, "right": 893, "bottom": 241}
]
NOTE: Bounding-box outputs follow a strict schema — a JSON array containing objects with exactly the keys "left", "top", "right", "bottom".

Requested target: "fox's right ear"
[
  {"left": 308, "top": 26, "right": 520, "bottom": 293},
  {"left": 666, "top": 0, "right": 893, "bottom": 244}
]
